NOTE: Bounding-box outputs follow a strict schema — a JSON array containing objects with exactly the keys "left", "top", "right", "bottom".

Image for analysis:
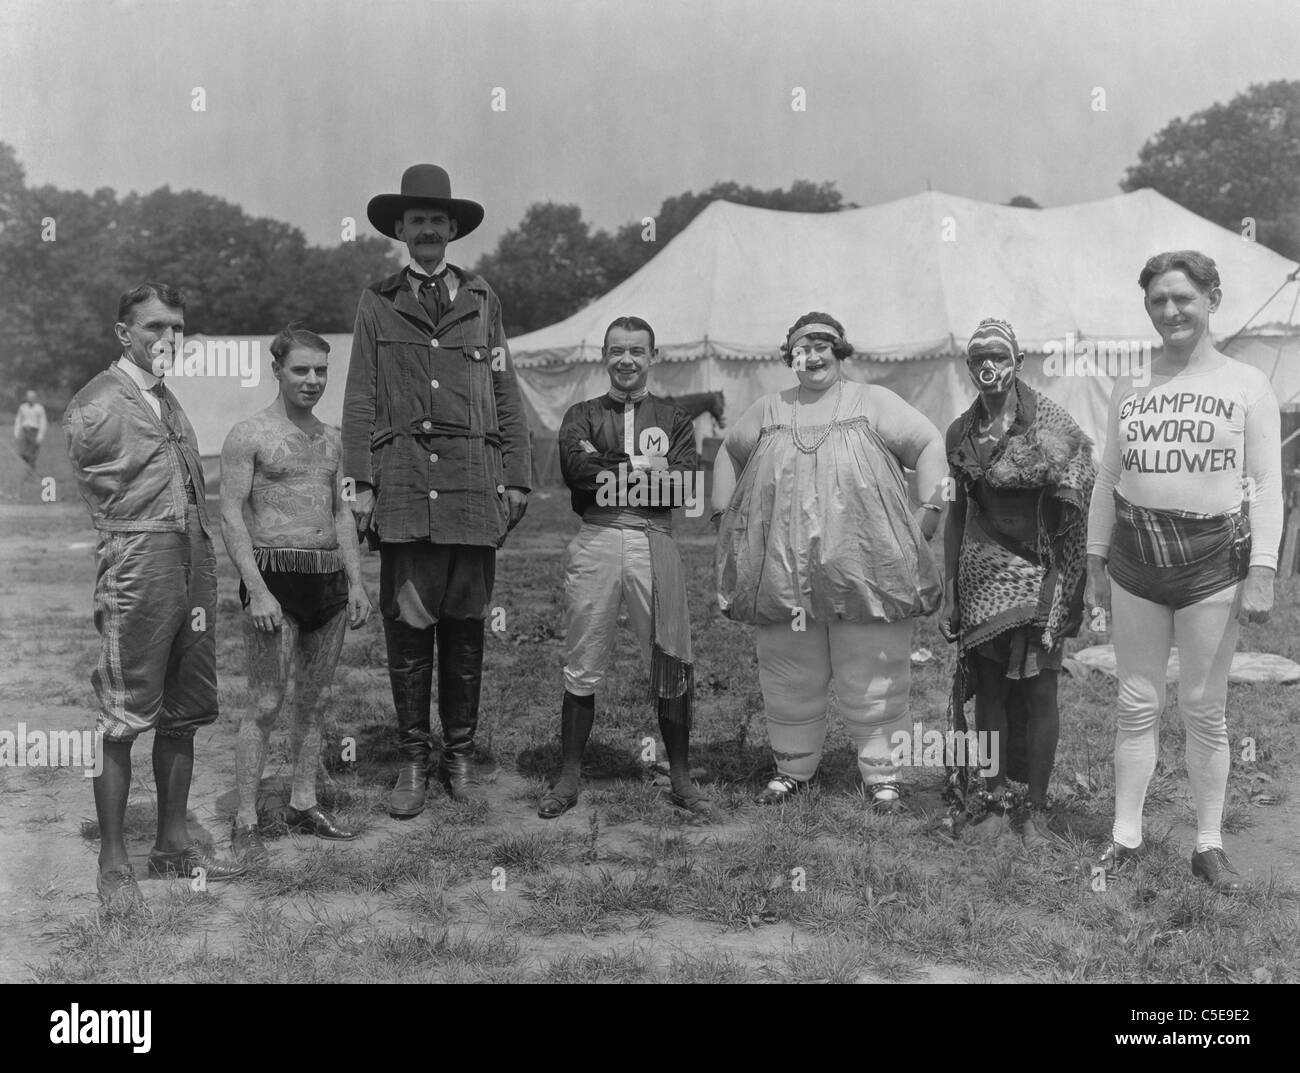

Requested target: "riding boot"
[
  {"left": 657, "top": 690, "right": 721, "bottom": 820},
  {"left": 436, "top": 617, "right": 487, "bottom": 803},
  {"left": 384, "top": 618, "right": 435, "bottom": 816}
]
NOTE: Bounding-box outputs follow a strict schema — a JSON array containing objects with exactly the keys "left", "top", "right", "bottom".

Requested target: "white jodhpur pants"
[
  {"left": 564, "top": 523, "right": 684, "bottom": 695},
  {"left": 755, "top": 617, "right": 913, "bottom": 786}
]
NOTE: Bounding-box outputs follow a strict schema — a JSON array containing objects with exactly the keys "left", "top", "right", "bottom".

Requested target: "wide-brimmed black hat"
[{"left": 366, "top": 164, "right": 484, "bottom": 240}]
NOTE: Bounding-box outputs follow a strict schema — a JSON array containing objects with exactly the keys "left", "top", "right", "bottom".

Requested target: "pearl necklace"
[{"left": 791, "top": 380, "right": 843, "bottom": 454}]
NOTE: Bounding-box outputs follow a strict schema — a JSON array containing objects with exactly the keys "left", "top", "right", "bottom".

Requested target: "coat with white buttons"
[{"left": 341, "top": 266, "right": 531, "bottom": 546}]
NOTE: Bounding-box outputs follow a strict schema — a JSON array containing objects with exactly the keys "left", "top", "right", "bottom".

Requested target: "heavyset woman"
[
  {"left": 1087, "top": 250, "right": 1282, "bottom": 893},
  {"left": 712, "top": 313, "right": 946, "bottom": 811},
  {"left": 943, "top": 319, "right": 1095, "bottom": 847}
]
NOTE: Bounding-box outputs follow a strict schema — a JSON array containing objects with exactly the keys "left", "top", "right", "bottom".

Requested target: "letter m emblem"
[{"left": 639, "top": 427, "right": 667, "bottom": 456}]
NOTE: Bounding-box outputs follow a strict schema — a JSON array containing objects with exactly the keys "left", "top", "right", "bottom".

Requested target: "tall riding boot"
[
  {"left": 436, "top": 617, "right": 487, "bottom": 803},
  {"left": 658, "top": 691, "right": 722, "bottom": 821},
  {"left": 384, "top": 618, "right": 435, "bottom": 817},
  {"left": 538, "top": 691, "right": 596, "bottom": 818}
]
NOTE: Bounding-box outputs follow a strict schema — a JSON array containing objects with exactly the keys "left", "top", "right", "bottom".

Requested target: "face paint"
[{"left": 967, "top": 349, "right": 1016, "bottom": 395}]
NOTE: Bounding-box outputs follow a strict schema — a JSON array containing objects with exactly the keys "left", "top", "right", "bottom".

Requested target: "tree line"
[{"left": 3, "top": 79, "right": 1297, "bottom": 404}]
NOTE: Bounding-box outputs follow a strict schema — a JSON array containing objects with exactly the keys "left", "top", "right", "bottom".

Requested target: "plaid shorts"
[{"left": 91, "top": 506, "right": 218, "bottom": 741}]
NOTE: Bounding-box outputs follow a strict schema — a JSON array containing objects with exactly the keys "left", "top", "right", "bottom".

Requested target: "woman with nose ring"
[
  {"left": 1086, "top": 251, "right": 1282, "bottom": 893},
  {"left": 942, "top": 319, "right": 1095, "bottom": 848},
  {"left": 712, "top": 312, "right": 946, "bottom": 812}
]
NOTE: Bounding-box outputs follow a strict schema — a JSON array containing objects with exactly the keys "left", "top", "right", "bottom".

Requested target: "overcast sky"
[{"left": 2, "top": 0, "right": 1297, "bottom": 264}]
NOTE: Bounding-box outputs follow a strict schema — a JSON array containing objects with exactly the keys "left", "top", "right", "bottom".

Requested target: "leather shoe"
[
  {"left": 670, "top": 787, "right": 725, "bottom": 823},
  {"left": 97, "top": 865, "right": 143, "bottom": 908},
  {"left": 148, "top": 844, "right": 245, "bottom": 882},
  {"left": 754, "top": 773, "right": 808, "bottom": 806},
  {"left": 284, "top": 804, "right": 357, "bottom": 841},
  {"left": 867, "top": 779, "right": 906, "bottom": 815},
  {"left": 537, "top": 786, "right": 579, "bottom": 819},
  {"left": 389, "top": 759, "right": 429, "bottom": 817},
  {"left": 231, "top": 821, "right": 270, "bottom": 866},
  {"left": 1098, "top": 840, "right": 1144, "bottom": 879},
  {"left": 1191, "top": 847, "right": 1243, "bottom": 894}
]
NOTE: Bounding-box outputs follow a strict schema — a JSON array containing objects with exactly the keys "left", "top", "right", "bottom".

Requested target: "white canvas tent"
[
  {"left": 168, "top": 188, "right": 1299, "bottom": 488},
  {"left": 510, "top": 188, "right": 1300, "bottom": 482}
]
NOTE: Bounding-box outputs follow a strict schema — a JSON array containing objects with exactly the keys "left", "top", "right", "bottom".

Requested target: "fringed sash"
[{"left": 253, "top": 546, "right": 345, "bottom": 573}]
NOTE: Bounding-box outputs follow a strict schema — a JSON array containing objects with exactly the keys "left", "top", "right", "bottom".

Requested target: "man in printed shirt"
[
  {"left": 342, "top": 165, "right": 531, "bottom": 817},
  {"left": 64, "top": 283, "right": 244, "bottom": 907},
  {"left": 539, "top": 316, "right": 720, "bottom": 821}
]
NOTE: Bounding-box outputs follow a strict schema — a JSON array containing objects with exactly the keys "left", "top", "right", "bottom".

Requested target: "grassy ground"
[{"left": 2, "top": 488, "right": 1298, "bottom": 983}]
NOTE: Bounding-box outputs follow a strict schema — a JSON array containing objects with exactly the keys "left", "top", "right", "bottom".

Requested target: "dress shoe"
[
  {"left": 389, "top": 759, "right": 429, "bottom": 817},
  {"left": 537, "top": 785, "right": 579, "bottom": 819},
  {"left": 1191, "top": 847, "right": 1243, "bottom": 894},
  {"left": 148, "top": 844, "right": 246, "bottom": 882},
  {"left": 670, "top": 787, "right": 725, "bottom": 823},
  {"left": 867, "top": 779, "right": 905, "bottom": 815},
  {"left": 97, "top": 865, "right": 143, "bottom": 908},
  {"left": 754, "top": 773, "right": 808, "bottom": 806},
  {"left": 231, "top": 820, "right": 270, "bottom": 866},
  {"left": 284, "top": 804, "right": 357, "bottom": 841},
  {"left": 1097, "top": 840, "right": 1144, "bottom": 879}
]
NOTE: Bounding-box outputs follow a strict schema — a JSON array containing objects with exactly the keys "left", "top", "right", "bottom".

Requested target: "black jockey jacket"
[{"left": 558, "top": 393, "right": 699, "bottom": 519}]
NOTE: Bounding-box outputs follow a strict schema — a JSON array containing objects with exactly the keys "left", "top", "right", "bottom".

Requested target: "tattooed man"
[{"left": 221, "top": 327, "right": 373, "bottom": 864}]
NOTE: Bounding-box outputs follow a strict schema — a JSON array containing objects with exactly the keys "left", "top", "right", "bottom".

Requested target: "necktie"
[
  {"left": 413, "top": 269, "right": 450, "bottom": 324},
  {"left": 150, "top": 382, "right": 200, "bottom": 502}
]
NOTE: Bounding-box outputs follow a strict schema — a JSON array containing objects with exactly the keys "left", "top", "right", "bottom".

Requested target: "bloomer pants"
[
  {"left": 564, "top": 523, "right": 684, "bottom": 695},
  {"left": 91, "top": 505, "right": 218, "bottom": 742},
  {"left": 755, "top": 617, "right": 913, "bottom": 786}
]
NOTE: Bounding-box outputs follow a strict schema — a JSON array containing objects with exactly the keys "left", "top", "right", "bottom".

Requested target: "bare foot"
[
  {"left": 967, "top": 809, "right": 1013, "bottom": 844},
  {"left": 1021, "top": 812, "right": 1060, "bottom": 852}
]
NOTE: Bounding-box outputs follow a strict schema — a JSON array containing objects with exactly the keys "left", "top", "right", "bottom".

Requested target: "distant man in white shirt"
[{"left": 14, "top": 389, "right": 47, "bottom": 469}]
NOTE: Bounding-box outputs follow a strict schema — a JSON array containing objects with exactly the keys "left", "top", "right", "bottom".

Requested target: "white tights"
[{"left": 1110, "top": 580, "right": 1242, "bottom": 852}]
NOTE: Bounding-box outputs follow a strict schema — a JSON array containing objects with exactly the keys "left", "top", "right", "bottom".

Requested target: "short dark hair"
[
  {"left": 1139, "top": 250, "right": 1221, "bottom": 294},
  {"left": 270, "top": 325, "right": 331, "bottom": 364},
  {"left": 117, "top": 283, "right": 186, "bottom": 325},
  {"left": 603, "top": 316, "right": 655, "bottom": 352},
  {"left": 780, "top": 311, "right": 854, "bottom": 367}
]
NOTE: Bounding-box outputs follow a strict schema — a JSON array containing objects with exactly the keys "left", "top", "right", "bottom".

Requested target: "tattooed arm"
[
  {"left": 221, "top": 419, "right": 283, "bottom": 631},
  {"left": 330, "top": 427, "right": 372, "bottom": 629}
]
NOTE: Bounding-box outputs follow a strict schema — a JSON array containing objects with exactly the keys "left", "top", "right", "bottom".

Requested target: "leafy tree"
[
  {"left": 0, "top": 142, "right": 399, "bottom": 400},
  {"left": 1122, "top": 80, "right": 1300, "bottom": 261},
  {"left": 1005, "top": 195, "right": 1041, "bottom": 209},
  {"left": 473, "top": 203, "right": 614, "bottom": 337},
  {"left": 474, "top": 180, "right": 852, "bottom": 335}
]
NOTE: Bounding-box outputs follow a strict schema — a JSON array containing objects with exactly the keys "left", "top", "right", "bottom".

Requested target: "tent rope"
[{"left": 1221, "top": 266, "right": 1300, "bottom": 347}]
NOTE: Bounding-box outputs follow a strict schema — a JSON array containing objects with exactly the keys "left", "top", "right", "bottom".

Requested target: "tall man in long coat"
[{"left": 343, "top": 165, "right": 531, "bottom": 816}]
